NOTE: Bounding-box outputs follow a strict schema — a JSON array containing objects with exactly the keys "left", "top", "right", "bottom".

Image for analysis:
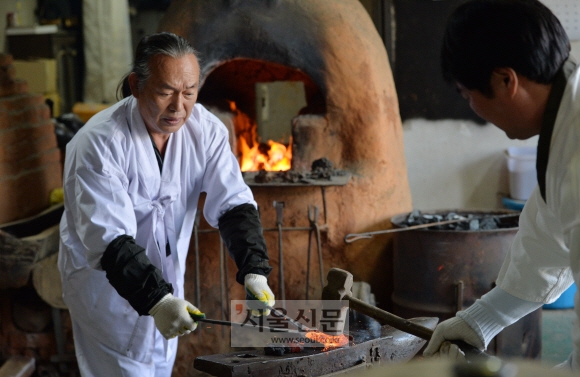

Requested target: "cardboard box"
[
  {"left": 13, "top": 59, "right": 57, "bottom": 94},
  {"left": 72, "top": 102, "right": 111, "bottom": 123}
]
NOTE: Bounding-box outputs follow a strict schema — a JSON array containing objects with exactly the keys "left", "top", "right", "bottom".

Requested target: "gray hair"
[{"left": 117, "top": 32, "right": 199, "bottom": 99}]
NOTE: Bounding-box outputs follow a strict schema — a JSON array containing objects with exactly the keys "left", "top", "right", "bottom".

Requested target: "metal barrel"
[{"left": 390, "top": 209, "right": 541, "bottom": 359}]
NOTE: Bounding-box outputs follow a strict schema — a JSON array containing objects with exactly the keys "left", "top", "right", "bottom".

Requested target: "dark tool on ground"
[
  {"left": 322, "top": 267, "right": 497, "bottom": 362},
  {"left": 344, "top": 213, "right": 520, "bottom": 243}
]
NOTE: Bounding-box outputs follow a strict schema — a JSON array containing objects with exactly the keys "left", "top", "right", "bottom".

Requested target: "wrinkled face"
[{"left": 131, "top": 54, "right": 200, "bottom": 137}]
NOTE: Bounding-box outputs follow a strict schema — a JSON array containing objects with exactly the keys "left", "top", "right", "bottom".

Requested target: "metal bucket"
[{"left": 390, "top": 209, "right": 541, "bottom": 359}]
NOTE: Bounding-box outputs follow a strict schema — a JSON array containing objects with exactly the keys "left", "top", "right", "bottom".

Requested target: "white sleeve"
[
  {"left": 65, "top": 132, "right": 138, "bottom": 270},
  {"left": 458, "top": 286, "right": 542, "bottom": 347},
  {"left": 496, "top": 186, "right": 574, "bottom": 303},
  {"left": 199, "top": 115, "right": 256, "bottom": 228}
]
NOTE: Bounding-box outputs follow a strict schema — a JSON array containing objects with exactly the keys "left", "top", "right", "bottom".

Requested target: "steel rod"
[
  {"left": 194, "top": 212, "right": 202, "bottom": 342},
  {"left": 315, "top": 222, "right": 324, "bottom": 291},
  {"left": 274, "top": 201, "right": 286, "bottom": 301},
  {"left": 196, "top": 226, "right": 328, "bottom": 233},
  {"left": 277, "top": 222, "right": 285, "bottom": 301},
  {"left": 194, "top": 212, "right": 201, "bottom": 309},
  {"left": 344, "top": 213, "right": 520, "bottom": 243},
  {"left": 197, "top": 318, "right": 302, "bottom": 333},
  {"left": 306, "top": 224, "right": 313, "bottom": 300},
  {"left": 321, "top": 186, "right": 328, "bottom": 224}
]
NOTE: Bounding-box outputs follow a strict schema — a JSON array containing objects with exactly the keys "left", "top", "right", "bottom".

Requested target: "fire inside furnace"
[{"left": 229, "top": 101, "right": 292, "bottom": 172}]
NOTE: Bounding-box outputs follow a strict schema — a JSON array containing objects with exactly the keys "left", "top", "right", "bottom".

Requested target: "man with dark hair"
[
  {"left": 58, "top": 32, "right": 275, "bottom": 376},
  {"left": 423, "top": 0, "right": 580, "bottom": 370}
]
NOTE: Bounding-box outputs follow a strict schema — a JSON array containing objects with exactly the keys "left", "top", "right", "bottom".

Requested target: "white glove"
[
  {"left": 244, "top": 273, "right": 275, "bottom": 316},
  {"left": 435, "top": 341, "right": 465, "bottom": 360},
  {"left": 423, "top": 316, "right": 484, "bottom": 358},
  {"left": 149, "top": 293, "right": 203, "bottom": 339}
]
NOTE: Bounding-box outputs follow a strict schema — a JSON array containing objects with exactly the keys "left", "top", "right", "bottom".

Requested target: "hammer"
[{"left": 321, "top": 267, "right": 491, "bottom": 360}]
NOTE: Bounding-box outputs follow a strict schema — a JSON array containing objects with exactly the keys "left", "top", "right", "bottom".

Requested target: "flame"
[
  {"left": 305, "top": 331, "right": 349, "bottom": 351},
  {"left": 229, "top": 101, "right": 292, "bottom": 172}
]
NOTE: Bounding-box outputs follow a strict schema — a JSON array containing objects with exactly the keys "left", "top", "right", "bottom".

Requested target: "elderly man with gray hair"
[{"left": 58, "top": 32, "right": 275, "bottom": 376}]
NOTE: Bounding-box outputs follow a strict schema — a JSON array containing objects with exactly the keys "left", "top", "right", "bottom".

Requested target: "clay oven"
[{"left": 158, "top": 0, "right": 412, "bottom": 368}]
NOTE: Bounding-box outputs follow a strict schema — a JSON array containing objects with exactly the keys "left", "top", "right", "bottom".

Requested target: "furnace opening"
[{"left": 198, "top": 59, "right": 326, "bottom": 172}]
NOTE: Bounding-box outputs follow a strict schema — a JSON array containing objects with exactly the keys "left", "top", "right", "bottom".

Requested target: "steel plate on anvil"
[{"left": 194, "top": 317, "right": 438, "bottom": 377}]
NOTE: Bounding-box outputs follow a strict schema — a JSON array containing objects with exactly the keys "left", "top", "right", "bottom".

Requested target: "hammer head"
[{"left": 322, "top": 268, "right": 353, "bottom": 301}]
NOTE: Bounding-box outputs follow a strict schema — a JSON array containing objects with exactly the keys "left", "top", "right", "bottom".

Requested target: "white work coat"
[
  {"left": 58, "top": 97, "right": 256, "bottom": 362},
  {"left": 495, "top": 60, "right": 580, "bottom": 364}
]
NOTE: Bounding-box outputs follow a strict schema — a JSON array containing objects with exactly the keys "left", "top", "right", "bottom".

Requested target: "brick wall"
[{"left": 0, "top": 54, "right": 62, "bottom": 225}]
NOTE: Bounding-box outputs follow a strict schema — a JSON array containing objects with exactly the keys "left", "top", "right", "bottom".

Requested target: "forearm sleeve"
[
  {"left": 458, "top": 286, "right": 542, "bottom": 347},
  {"left": 100, "top": 235, "right": 173, "bottom": 315},
  {"left": 218, "top": 203, "right": 273, "bottom": 284}
]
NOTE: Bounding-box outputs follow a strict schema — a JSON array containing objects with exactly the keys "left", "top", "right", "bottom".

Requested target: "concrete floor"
[{"left": 542, "top": 308, "right": 576, "bottom": 367}]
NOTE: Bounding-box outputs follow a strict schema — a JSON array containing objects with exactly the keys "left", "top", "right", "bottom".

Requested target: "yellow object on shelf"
[{"left": 72, "top": 102, "right": 111, "bottom": 123}]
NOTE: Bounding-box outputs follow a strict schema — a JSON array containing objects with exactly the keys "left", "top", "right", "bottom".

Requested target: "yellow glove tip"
[
  {"left": 50, "top": 188, "right": 64, "bottom": 205},
  {"left": 187, "top": 308, "right": 204, "bottom": 315}
]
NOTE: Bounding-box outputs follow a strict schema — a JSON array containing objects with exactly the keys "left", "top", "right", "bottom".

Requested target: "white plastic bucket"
[{"left": 505, "top": 146, "right": 537, "bottom": 201}]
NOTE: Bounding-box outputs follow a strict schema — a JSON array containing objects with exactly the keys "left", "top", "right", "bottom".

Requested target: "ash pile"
[
  {"left": 402, "top": 210, "right": 518, "bottom": 231},
  {"left": 253, "top": 157, "right": 347, "bottom": 184}
]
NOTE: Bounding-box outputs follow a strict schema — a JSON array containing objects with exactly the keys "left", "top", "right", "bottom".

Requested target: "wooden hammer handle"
[
  {"left": 347, "top": 296, "right": 434, "bottom": 340},
  {"left": 346, "top": 296, "right": 490, "bottom": 360}
]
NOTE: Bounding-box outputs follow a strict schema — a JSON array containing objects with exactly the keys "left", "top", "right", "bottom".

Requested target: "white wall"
[
  {"left": 403, "top": 119, "right": 537, "bottom": 211},
  {"left": 403, "top": 41, "right": 580, "bottom": 211}
]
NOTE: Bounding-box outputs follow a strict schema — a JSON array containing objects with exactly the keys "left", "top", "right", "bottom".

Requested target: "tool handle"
[
  {"left": 451, "top": 340, "right": 492, "bottom": 361},
  {"left": 347, "top": 296, "right": 433, "bottom": 339},
  {"left": 190, "top": 312, "right": 206, "bottom": 321},
  {"left": 346, "top": 296, "right": 492, "bottom": 361}
]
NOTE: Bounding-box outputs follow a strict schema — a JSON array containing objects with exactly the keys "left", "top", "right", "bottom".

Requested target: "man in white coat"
[
  {"left": 423, "top": 0, "right": 580, "bottom": 370},
  {"left": 58, "top": 32, "right": 275, "bottom": 376}
]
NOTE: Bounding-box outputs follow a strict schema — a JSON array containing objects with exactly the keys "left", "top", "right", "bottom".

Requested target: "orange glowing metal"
[
  {"left": 230, "top": 101, "right": 292, "bottom": 172},
  {"left": 305, "top": 331, "right": 349, "bottom": 351}
]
